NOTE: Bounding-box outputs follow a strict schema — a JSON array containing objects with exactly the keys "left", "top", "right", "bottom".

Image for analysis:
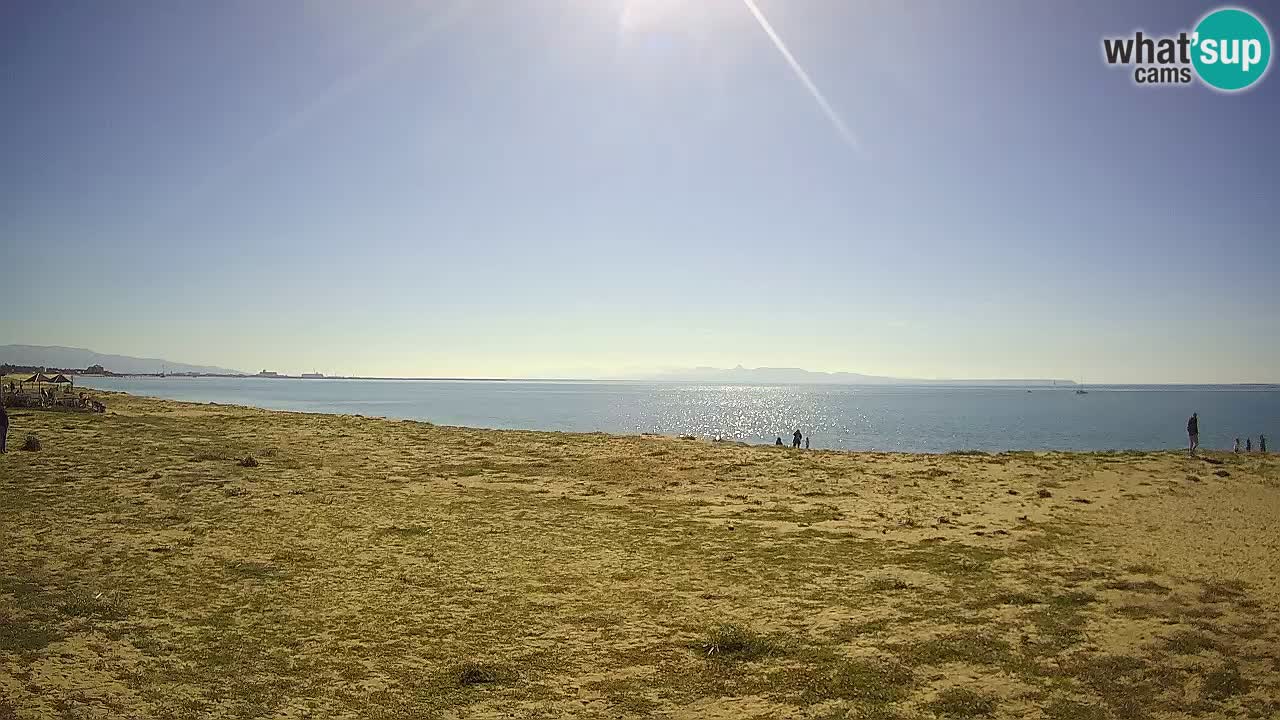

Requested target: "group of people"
[
  {"left": 5, "top": 386, "right": 105, "bottom": 413},
  {"left": 0, "top": 385, "right": 109, "bottom": 454},
  {"left": 70, "top": 392, "right": 106, "bottom": 413},
  {"left": 1233, "top": 435, "right": 1267, "bottom": 454},
  {"left": 1187, "top": 413, "right": 1267, "bottom": 456},
  {"left": 775, "top": 429, "right": 810, "bottom": 449}
]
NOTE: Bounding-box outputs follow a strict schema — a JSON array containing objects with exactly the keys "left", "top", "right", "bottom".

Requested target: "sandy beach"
[{"left": 1, "top": 392, "right": 1278, "bottom": 719}]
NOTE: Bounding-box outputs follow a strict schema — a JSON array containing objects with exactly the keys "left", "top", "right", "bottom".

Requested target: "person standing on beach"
[
  {"left": 1187, "top": 413, "right": 1199, "bottom": 455},
  {"left": 1261, "top": 434, "right": 1268, "bottom": 453},
  {"left": 792, "top": 429, "right": 802, "bottom": 448},
  {"left": 1246, "top": 438, "right": 1252, "bottom": 452},
  {"left": 1234, "top": 438, "right": 1241, "bottom": 453},
  {"left": 0, "top": 403, "right": 8, "bottom": 454},
  {"left": 804, "top": 435, "right": 810, "bottom": 450}
]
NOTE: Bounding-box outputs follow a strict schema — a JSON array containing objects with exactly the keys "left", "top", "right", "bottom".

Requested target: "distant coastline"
[
  {"left": 5, "top": 346, "right": 1278, "bottom": 386},
  {"left": 19, "top": 370, "right": 1280, "bottom": 389}
]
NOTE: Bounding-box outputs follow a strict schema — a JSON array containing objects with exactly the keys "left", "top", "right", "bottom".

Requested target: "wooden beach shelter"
[{"left": 19, "top": 372, "right": 72, "bottom": 396}]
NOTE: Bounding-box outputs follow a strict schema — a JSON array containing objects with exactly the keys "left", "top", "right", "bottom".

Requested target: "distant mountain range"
[
  {"left": 0, "top": 345, "right": 244, "bottom": 376},
  {"left": 629, "top": 365, "right": 1077, "bottom": 387},
  {"left": 0, "top": 346, "right": 1077, "bottom": 385}
]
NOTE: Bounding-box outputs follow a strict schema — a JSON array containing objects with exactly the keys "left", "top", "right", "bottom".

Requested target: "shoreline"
[
  {"left": 22, "top": 386, "right": 1265, "bottom": 456},
  {"left": 49, "top": 381, "right": 1280, "bottom": 453},
  {"left": 71, "top": 373, "right": 1280, "bottom": 387}
]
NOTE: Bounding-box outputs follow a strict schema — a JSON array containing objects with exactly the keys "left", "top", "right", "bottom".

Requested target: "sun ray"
[
  {"left": 739, "top": 0, "right": 859, "bottom": 151},
  {"left": 144, "top": 1, "right": 472, "bottom": 233}
]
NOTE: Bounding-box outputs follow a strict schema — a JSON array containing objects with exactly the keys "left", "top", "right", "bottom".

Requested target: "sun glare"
[
  {"left": 616, "top": 0, "right": 859, "bottom": 151},
  {"left": 617, "top": 0, "right": 692, "bottom": 33}
]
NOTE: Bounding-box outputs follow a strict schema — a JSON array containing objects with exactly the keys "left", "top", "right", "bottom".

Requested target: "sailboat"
[{"left": 1075, "top": 375, "right": 1088, "bottom": 394}]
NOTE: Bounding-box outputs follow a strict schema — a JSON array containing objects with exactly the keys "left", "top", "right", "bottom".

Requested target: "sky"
[{"left": 2, "top": 0, "right": 1277, "bottom": 382}]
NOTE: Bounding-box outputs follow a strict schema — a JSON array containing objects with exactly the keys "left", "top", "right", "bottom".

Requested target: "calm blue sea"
[{"left": 71, "top": 377, "right": 1279, "bottom": 453}]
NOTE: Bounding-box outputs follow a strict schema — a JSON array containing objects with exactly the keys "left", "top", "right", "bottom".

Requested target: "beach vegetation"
[{"left": 3, "top": 392, "right": 1277, "bottom": 717}]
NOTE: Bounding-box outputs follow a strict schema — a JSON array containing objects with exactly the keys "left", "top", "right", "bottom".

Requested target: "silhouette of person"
[
  {"left": 1187, "top": 413, "right": 1199, "bottom": 455},
  {"left": 0, "top": 403, "right": 8, "bottom": 453},
  {"left": 1246, "top": 437, "right": 1252, "bottom": 452},
  {"left": 1234, "top": 438, "right": 1241, "bottom": 453},
  {"left": 804, "top": 435, "right": 810, "bottom": 450},
  {"left": 775, "top": 436, "right": 783, "bottom": 446},
  {"left": 792, "top": 429, "right": 802, "bottom": 448},
  {"left": 1261, "top": 434, "right": 1268, "bottom": 453}
]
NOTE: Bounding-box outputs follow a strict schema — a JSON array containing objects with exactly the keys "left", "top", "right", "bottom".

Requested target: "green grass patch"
[
  {"left": 1202, "top": 662, "right": 1251, "bottom": 700},
  {"left": 454, "top": 660, "right": 515, "bottom": 687},
  {"left": 587, "top": 678, "right": 660, "bottom": 715},
  {"left": 866, "top": 577, "right": 912, "bottom": 592},
  {"left": 972, "top": 590, "right": 1041, "bottom": 607},
  {"left": 59, "top": 589, "right": 128, "bottom": 620},
  {"left": 223, "top": 560, "right": 283, "bottom": 581},
  {"left": 894, "top": 631, "right": 1011, "bottom": 667},
  {"left": 925, "top": 687, "right": 997, "bottom": 717},
  {"left": 0, "top": 615, "right": 64, "bottom": 653},
  {"left": 831, "top": 618, "right": 893, "bottom": 642},
  {"left": 1046, "top": 590, "right": 1096, "bottom": 607},
  {"left": 691, "top": 623, "right": 783, "bottom": 661},
  {"left": 379, "top": 524, "right": 433, "bottom": 538},
  {"left": 1199, "top": 579, "right": 1249, "bottom": 604},
  {"left": 894, "top": 545, "right": 1001, "bottom": 578},
  {"left": 1063, "top": 653, "right": 1179, "bottom": 720},
  {"left": 778, "top": 657, "right": 915, "bottom": 705},
  {"left": 1113, "top": 604, "right": 1160, "bottom": 620},
  {"left": 1028, "top": 597, "right": 1092, "bottom": 651},
  {"left": 1043, "top": 698, "right": 1110, "bottom": 720},
  {"left": 1103, "top": 579, "right": 1170, "bottom": 594},
  {"left": 1161, "top": 629, "right": 1222, "bottom": 655}
]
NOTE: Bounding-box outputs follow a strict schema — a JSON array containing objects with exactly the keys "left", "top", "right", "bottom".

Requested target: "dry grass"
[
  {"left": 1, "top": 392, "right": 1278, "bottom": 718},
  {"left": 926, "top": 687, "right": 997, "bottom": 717},
  {"left": 691, "top": 623, "right": 783, "bottom": 661}
]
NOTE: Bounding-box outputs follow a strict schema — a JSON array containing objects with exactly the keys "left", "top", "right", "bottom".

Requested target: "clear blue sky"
[{"left": 2, "top": 1, "right": 1277, "bottom": 381}]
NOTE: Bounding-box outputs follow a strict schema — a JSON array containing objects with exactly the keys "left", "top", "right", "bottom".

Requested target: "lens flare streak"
[{"left": 739, "top": 0, "right": 859, "bottom": 151}]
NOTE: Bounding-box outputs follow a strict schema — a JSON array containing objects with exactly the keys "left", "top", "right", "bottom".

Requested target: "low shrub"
[
  {"left": 455, "top": 661, "right": 512, "bottom": 686},
  {"left": 692, "top": 623, "right": 782, "bottom": 660}
]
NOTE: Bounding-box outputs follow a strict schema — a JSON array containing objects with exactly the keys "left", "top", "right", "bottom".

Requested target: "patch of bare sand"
[{"left": 1057, "top": 454, "right": 1280, "bottom": 609}]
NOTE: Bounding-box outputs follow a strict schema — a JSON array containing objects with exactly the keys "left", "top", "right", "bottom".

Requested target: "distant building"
[
  {"left": 86, "top": 364, "right": 106, "bottom": 374},
  {"left": 257, "top": 370, "right": 281, "bottom": 378},
  {"left": 301, "top": 372, "right": 324, "bottom": 379}
]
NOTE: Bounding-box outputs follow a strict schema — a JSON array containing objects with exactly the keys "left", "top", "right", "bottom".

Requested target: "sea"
[{"left": 72, "top": 377, "right": 1279, "bottom": 454}]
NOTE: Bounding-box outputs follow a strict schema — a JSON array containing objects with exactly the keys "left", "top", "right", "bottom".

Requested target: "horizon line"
[{"left": 65, "top": 372, "right": 1280, "bottom": 387}]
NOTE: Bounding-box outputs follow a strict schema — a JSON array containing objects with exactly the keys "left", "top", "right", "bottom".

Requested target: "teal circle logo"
[{"left": 1192, "top": 8, "right": 1271, "bottom": 91}]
